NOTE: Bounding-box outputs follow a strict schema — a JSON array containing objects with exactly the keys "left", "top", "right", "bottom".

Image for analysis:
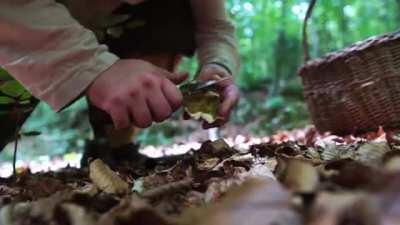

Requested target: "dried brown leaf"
[
  {"left": 383, "top": 151, "right": 400, "bottom": 172},
  {"left": 98, "top": 195, "right": 171, "bottom": 225},
  {"left": 58, "top": 203, "right": 96, "bottom": 225},
  {"left": 337, "top": 197, "right": 381, "bottom": 225},
  {"left": 325, "top": 160, "right": 387, "bottom": 190},
  {"left": 72, "top": 183, "right": 99, "bottom": 197},
  {"left": 355, "top": 142, "right": 390, "bottom": 166},
  {"left": 307, "top": 191, "right": 366, "bottom": 225},
  {"left": 277, "top": 158, "right": 319, "bottom": 193},
  {"left": 275, "top": 143, "right": 302, "bottom": 157},
  {"left": 304, "top": 147, "right": 321, "bottom": 161},
  {"left": 89, "top": 159, "right": 130, "bottom": 194},
  {"left": 249, "top": 143, "right": 278, "bottom": 157},
  {"left": 320, "top": 143, "right": 355, "bottom": 161},
  {"left": 178, "top": 178, "right": 302, "bottom": 225},
  {"left": 0, "top": 202, "right": 31, "bottom": 225},
  {"left": 199, "top": 139, "right": 233, "bottom": 158},
  {"left": 197, "top": 157, "right": 220, "bottom": 171}
]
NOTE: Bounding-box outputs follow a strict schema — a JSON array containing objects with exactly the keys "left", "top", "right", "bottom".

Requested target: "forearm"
[
  {"left": 190, "top": 0, "right": 240, "bottom": 76},
  {"left": 0, "top": 0, "right": 118, "bottom": 111}
]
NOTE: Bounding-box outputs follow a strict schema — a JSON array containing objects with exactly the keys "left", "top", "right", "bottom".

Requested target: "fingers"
[
  {"left": 196, "top": 63, "right": 230, "bottom": 82},
  {"left": 201, "top": 84, "right": 239, "bottom": 129},
  {"left": 161, "top": 78, "right": 183, "bottom": 110},
  {"left": 164, "top": 71, "right": 189, "bottom": 84},
  {"left": 219, "top": 85, "right": 240, "bottom": 118},
  {"left": 147, "top": 89, "right": 173, "bottom": 123},
  {"left": 108, "top": 106, "right": 130, "bottom": 130},
  {"left": 129, "top": 97, "right": 152, "bottom": 128}
]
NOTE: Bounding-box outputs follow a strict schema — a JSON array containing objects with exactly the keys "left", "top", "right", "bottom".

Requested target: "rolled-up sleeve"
[
  {"left": 191, "top": 0, "right": 240, "bottom": 76},
  {"left": 0, "top": 0, "right": 119, "bottom": 111}
]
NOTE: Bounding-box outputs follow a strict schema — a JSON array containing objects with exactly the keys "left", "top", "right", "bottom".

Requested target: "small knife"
[{"left": 180, "top": 77, "right": 229, "bottom": 95}]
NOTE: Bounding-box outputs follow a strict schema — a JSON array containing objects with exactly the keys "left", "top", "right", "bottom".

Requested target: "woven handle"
[{"left": 302, "top": 0, "right": 318, "bottom": 63}]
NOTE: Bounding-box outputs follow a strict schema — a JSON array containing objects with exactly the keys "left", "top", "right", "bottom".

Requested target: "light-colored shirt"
[{"left": 0, "top": 0, "right": 239, "bottom": 111}]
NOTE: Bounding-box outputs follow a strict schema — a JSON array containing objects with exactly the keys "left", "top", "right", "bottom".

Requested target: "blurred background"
[{"left": 0, "top": 0, "right": 399, "bottom": 163}]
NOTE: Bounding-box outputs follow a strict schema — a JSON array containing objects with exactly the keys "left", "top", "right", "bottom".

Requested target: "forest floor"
[{"left": 1, "top": 126, "right": 400, "bottom": 225}]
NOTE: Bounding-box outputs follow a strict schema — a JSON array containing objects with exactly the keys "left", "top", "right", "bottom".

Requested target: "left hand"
[{"left": 195, "top": 63, "right": 240, "bottom": 128}]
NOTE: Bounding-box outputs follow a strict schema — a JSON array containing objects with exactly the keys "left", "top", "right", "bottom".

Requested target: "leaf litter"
[{"left": 1, "top": 126, "right": 400, "bottom": 224}]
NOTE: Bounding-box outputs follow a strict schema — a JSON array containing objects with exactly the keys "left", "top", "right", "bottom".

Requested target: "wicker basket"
[{"left": 299, "top": 30, "right": 400, "bottom": 135}]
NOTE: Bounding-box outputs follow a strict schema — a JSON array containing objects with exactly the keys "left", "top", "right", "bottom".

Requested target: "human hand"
[
  {"left": 86, "top": 59, "right": 187, "bottom": 129},
  {"left": 194, "top": 63, "right": 240, "bottom": 128}
]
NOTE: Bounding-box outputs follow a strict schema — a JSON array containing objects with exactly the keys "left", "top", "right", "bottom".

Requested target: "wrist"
[
  {"left": 205, "top": 62, "right": 232, "bottom": 76},
  {"left": 197, "top": 62, "right": 232, "bottom": 80}
]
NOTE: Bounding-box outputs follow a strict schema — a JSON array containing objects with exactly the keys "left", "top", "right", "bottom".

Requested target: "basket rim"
[{"left": 298, "top": 30, "right": 400, "bottom": 76}]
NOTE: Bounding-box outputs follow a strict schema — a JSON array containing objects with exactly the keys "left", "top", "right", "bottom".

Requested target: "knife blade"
[{"left": 180, "top": 77, "right": 229, "bottom": 95}]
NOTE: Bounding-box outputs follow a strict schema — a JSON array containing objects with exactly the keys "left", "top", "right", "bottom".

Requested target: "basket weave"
[{"left": 299, "top": 30, "right": 400, "bottom": 135}]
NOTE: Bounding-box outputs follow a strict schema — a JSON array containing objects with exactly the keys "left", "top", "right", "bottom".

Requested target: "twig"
[
  {"left": 12, "top": 107, "right": 21, "bottom": 178},
  {"left": 12, "top": 134, "right": 19, "bottom": 177},
  {"left": 141, "top": 178, "right": 193, "bottom": 199}
]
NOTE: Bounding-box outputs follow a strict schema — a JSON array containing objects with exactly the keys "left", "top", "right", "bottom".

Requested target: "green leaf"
[
  {"left": 0, "top": 80, "right": 27, "bottom": 98},
  {"left": 19, "top": 90, "right": 32, "bottom": 101},
  {"left": 0, "top": 68, "right": 13, "bottom": 81},
  {"left": 0, "top": 96, "right": 16, "bottom": 104},
  {"left": 19, "top": 100, "right": 31, "bottom": 105}
]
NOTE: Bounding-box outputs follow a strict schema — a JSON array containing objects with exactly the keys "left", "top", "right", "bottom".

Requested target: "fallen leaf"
[
  {"left": 199, "top": 139, "right": 233, "bottom": 158},
  {"left": 383, "top": 151, "right": 400, "bottom": 172},
  {"left": 325, "top": 160, "right": 387, "bottom": 190},
  {"left": 73, "top": 183, "right": 99, "bottom": 197},
  {"left": 307, "top": 191, "right": 366, "bottom": 225},
  {"left": 355, "top": 142, "right": 390, "bottom": 166},
  {"left": 98, "top": 195, "right": 171, "bottom": 225},
  {"left": 320, "top": 143, "right": 355, "bottom": 161},
  {"left": 249, "top": 143, "right": 278, "bottom": 157},
  {"left": 277, "top": 158, "right": 319, "bottom": 193},
  {"left": 57, "top": 203, "right": 96, "bottom": 225},
  {"left": 179, "top": 178, "right": 302, "bottom": 225},
  {"left": 337, "top": 197, "right": 382, "bottom": 225},
  {"left": 89, "top": 159, "right": 130, "bottom": 194},
  {"left": 197, "top": 157, "right": 220, "bottom": 171}
]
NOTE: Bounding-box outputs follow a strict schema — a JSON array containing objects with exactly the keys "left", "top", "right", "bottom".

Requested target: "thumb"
[{"left": 166, "top": 72, "right": 189, "bottom": 84}]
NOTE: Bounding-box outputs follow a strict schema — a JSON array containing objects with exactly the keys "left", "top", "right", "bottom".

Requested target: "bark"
[{"left": 272, "top": 0, "right": 289, "bottom": 95}]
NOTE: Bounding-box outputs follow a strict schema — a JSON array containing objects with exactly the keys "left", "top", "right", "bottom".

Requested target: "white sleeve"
[
  {"left": 191, "top": 0, "right": 240, "bottom": 76},
  {"left": 0, "top": 0, "right": 119, "bottom": 111}
]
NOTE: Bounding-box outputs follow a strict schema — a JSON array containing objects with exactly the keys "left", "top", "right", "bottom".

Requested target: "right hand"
[{"left": 86, "top": 59, "right": 187, "bottom": 129}]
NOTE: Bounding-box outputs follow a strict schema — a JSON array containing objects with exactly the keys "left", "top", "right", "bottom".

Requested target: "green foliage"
[
  {"left": 0, "top": 69, "right": 32, "bottom": 106},
  {"left": 0, "top": 67, "right": 13, "bottom": 81},
  {"left": 0, "top": 96, "right": 16, "bottom": 104},
  {"left": 229, "top": 0, "right": 399, "bottom": 91},
  {"left": 1, "top": 81, "right": 27, "bottom": 98}
]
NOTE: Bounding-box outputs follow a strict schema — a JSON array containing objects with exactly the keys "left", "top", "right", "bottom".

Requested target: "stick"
[
  {"left": 141, "top": 178, "right": 193, "bottom": 199},
  {"left": 12, "top": 108, "right": 21, "bottom": 178}
]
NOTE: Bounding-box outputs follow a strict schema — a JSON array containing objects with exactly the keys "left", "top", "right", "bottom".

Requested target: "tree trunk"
[{"left": 272, "top": 0, "right": 288, "bottom": 95}]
